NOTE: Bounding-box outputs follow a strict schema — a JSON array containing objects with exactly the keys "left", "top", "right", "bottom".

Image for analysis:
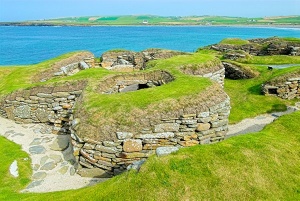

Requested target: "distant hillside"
[{"left": 1, "top": 15, "right": 300, "bottom": 26}]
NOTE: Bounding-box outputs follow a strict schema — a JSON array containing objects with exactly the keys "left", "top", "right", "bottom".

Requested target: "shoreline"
[{"left": 1, "top": 23, "right": 300, "bottom": 29}]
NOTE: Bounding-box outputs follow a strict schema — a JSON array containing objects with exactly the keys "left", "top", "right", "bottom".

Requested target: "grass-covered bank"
[
  {"left": 1, "top": 111, "right": 300, "bottom": 200},
  {"left": 0, "top": 137, "right": 32, "bottom": 201}
]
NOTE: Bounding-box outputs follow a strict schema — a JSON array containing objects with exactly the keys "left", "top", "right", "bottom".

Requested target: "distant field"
[{"left": 1, "top": 15, "right": 300, "bottom": 26}]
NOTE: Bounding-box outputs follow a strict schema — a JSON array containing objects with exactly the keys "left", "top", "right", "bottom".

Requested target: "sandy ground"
[{"left": 0, "top": 116, "right": 106, "bottom": 193}]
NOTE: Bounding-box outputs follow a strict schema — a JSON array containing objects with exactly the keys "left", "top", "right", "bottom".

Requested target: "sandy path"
[
  {"left": 0, "top": 117, "right": 107, "bottom": 193},
  {"left": 227, "top": 105, "right": 299, "bottom": 138}
]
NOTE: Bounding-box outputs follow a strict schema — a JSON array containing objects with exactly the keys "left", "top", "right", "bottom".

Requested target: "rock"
[
  {"left": 29, "top": 146, "right": 46, "bottom": 154},
  {"left": 95, "top": 145, "right": 118, "bottom": 154},
  {"left": 196, "top": 123, "right": 211, "bottom": 131},
  {"left": 30, "top": 138, "right": 43, "bottom": 146},
  {"left": 70, "top": 166, "right": 76, "bottom": 175},
  {"left": 35, "top": 108, "right": 49, "bottom": 123},
  {"left": 52, "top": 92, "right": 70, "bottom": 98},
  {"left": 32, "top": 172, "right": 47, "bottom": 180},
  {"left": 9, "top": 160, "right": 19, "bottom": 177},
  {"left": 156, "top": 147, "right": 179, "bottom": 157},
  {"left": 83, "top": 142, "right": 97, "bottom": 150},
  {"left": 154, "top": 123, "right": 180, "bottom": 133},
  {"left": 178, "top": 140, "right": 199, "bottom": 147},
  {"left": 50, "top": 135, "right": 70, "bottom": 151},
  {"left": 49, "top": 154, "right": 62, "bottom": 163},
  {"left": 40, "top": 156, "right": 49, "bottom": 166},
  {"left": 77, "top": 168, "right": 112, "bottom": 178},
  {"left": 116, "top": 132, "right": 133, "bottom": 140},
  {"left": 123, "top": 139, "right": 143, "bottom": 152},
  {"left": 136, "top": 132, "right": 175, "bottom": 139},
  {"left": 33, "top": 164, "right": 40, "bottom": 171},
  {"left": 40, "top": 162, "right": 56, "bottom": 170},
  {"left": 58, "top": 166, "right": 69, "bottom": 175},
  {"left": 14, "top": 105, "right": 31, "bottom": 119},
  {"left": 79, "top": 61, "right": 89, "bottom": 70},
  {"left": 198, "top": 112, "right": 210, "bottom": 118},
  {"left": 62, "top": 144, "right": 76, "bottom": 162},
  {"left": 121, "top": 152, "right": 146, "bottom": 159},
  {"left": 127, "top": 159, "right": 146, "bottom": 171},
  {"left": 26, "top": 180, "right": 43, "bottom": 189}
]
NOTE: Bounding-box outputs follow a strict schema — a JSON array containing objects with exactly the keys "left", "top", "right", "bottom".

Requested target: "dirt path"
[
  {"left": 0, "top": 117, "right": 107, "bottom": 193},
  {"left": 227, "top": 105, "right": 299, "bottom": 138}
]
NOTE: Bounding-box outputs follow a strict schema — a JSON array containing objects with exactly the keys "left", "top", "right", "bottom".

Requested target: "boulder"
[{"left": 77, "top": 168, "right": 112, "bottom": 178}]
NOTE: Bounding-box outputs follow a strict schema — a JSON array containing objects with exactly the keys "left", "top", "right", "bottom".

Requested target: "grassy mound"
[{"left": 220, "top": 38, "right": 249, "bottom": 46}]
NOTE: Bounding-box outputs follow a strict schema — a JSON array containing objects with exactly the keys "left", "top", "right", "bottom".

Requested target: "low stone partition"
[
  {"left": 100, "top": 49, "right": 188, "bottom": 71},
  {"left": 222, "top": 62, "right": 258, "bottom": 79},
  {"left": 0, "top": 81, "right": 87, "bottom": 134},
  {"left": 180, "top": 59, "right": 225, "bottom": 87},
  {"left": 98, "top": 70, "right": 174, "bottom": 94},
  {"left": 262, "top": 77, "right": 300, "bottom": 99},
  {"left": 33, "top": 52, "right": 95, "bottom": 82}
]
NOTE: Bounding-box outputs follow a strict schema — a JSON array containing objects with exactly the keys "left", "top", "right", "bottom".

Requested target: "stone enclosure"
[{"left": 262, "top": 75, "right": 300, "bottom": 100}]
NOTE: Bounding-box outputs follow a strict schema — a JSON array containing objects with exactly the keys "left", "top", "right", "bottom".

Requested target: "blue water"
[{"left": 0, "top": 26, "right": 300, "bottom": 65}]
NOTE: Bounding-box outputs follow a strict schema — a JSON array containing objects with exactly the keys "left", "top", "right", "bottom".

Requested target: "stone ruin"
[
  {"left": 208, "top": 37, "right": 300, "bottom": 58},
  {"left": 33, "top": 51, "right": 95, "bottom": 82},
  {"left": 0, "top": 50, "right": 233, "bottom": 178},
  {"left": 262, "top": 71, "right": 300, "bottom": 100},
  {"left": 100, "top": 49, "right": 188, "bottom": 71},
  {"left": 98, "top": 71, "right": 174, "bottom": 94}
]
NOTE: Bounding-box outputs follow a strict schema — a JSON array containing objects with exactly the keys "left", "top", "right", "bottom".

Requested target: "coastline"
[{"left": 0, "top": 22, "right": 300, "bottom": 29}]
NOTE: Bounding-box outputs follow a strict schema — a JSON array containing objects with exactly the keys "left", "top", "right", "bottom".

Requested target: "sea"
[{"left": 0, "top": 25, "right": 300, "bottom": 65}]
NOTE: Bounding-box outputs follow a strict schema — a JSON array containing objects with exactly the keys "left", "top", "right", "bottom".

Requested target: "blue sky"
[{"left": 0, "top": 0, "right": 299, "bottom": 21}]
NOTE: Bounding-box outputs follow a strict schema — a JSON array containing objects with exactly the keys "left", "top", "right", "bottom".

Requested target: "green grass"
[
  {"left": 0, "top": 52, "right": 82, "bottom": 96},
  {"left": 225, "top": 64, "right": 299, "bottom": 123},
  {"left": 220, "top": 38, "right": 250, "bottom": 46},
  {"left": 237, "top": 55, "right": 300, "bottom": 64},
  {"left": 0, "top": 136, "right": 31, "bottom": 201},
  {"left": 1, "top": 111, "right": 300, "bottom": 200}
]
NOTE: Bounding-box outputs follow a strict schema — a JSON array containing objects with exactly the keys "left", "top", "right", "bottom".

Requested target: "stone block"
[
  {"left": 83, "top": 143, "right": 95, "bottom": 150},
  {"left": 77, "top": 168, "right": 112, "bottom": 178},
  {"left": 196, "top": 123, "right": 211, "bottom": 131},
  {"left": 198, "top": 111, "right": 210, "bottom": 118},
  {"left": 123, "top": 139, "right": 143, "bottom": 152},
  {"left": 116, "top": 132, "right": 133, "bottom": 140},
  {"left": 50, "top": 135, "right": 70, "bottom": 151},
  {"left": 136, "top": 132, "right": 174, "bottom": 139},
  {"left": 143, "top": 144, "right": 161, "bottom": 150},
  {"left": 14, "top": 105, "right": 31, "bottom": 119},
  {"left": 95, "top": 145, "right": 118, "bottom": 154},
  {"left": 154, "top": 123, "right": 180, "bottom": 133},
  {"left": 156, "top": 147, "right": 179, "bottom": 157},
  {"left": 178, "top": 140, "right": 199, "bottom": 147},
  {"left": 52, "top": 92, "right": 70, "bottom": 98},
  {"left": 121, "top": 152, "right": 147, "bottom": 159}
]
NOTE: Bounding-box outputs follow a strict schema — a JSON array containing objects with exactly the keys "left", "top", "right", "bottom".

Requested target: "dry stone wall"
[
  {"left": 0, "top": 81, "right": 87, "bottom": 134},
  {"left": 71, "top": 93, "right": 230, "bottom": 177},
  {"left": 98, "top": 70, "right": 174, "bottom": 94},
  {"left": 33, "top": 52, "right": 95, "bottom": 82},
  {"left": 262, "top": 77, "right": 300, "bottom": 99},
  {"left": 180, "top": 61, "right": 225, "bottom": 87},
  {"left": 101, "top": 49, "right": 188, "bottom": 71}
]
